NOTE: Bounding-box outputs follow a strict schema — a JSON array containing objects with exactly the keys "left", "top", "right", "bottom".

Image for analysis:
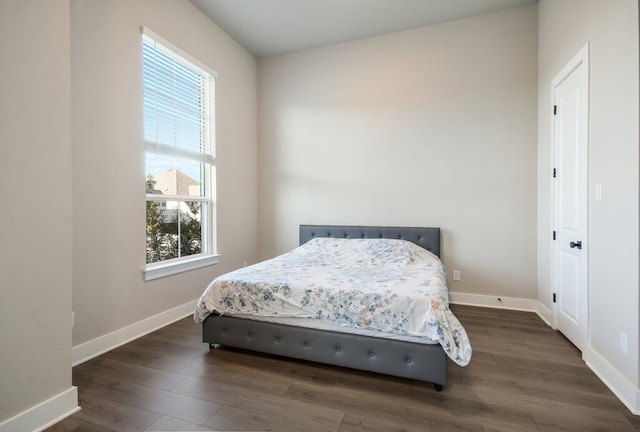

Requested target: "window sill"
[{"left": 144, "top": 254, "right": 220, "bottom": 281}]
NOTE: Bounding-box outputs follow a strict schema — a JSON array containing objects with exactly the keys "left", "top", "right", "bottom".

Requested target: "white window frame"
[{"left": 141, "top": 27, "right": 219, "bottom": 281}]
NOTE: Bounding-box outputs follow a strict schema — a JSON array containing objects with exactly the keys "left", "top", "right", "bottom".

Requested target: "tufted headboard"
[{"left": 299, "top": 225, "right": 441, "bottom": 258}]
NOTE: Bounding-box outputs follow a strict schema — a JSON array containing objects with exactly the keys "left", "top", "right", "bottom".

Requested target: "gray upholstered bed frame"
[{"left": 201, "top": 225, "right": 447, "bottom": 391}]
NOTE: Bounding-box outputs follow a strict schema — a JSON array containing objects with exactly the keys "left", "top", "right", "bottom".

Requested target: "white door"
[{"left": 552, "top": 45, "right": 589, "bottom": 351}]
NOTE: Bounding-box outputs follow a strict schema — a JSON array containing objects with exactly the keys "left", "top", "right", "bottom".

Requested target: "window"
[{"left": 142, "top": 28, "right": 218, "bottom": 280}]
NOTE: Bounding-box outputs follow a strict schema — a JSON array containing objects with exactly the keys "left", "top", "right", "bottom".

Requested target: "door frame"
[{"left": 550, "top": 43, "right": 590, "bottom": 350}]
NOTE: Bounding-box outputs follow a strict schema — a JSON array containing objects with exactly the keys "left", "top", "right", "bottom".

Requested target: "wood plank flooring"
[{"left": 46, "top": 305, "right": 640, "bottom": 431}]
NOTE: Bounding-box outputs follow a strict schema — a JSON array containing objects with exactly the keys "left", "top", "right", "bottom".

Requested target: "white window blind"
[{"left": 142, "top": 31, "right": 216, "bottom": 164}]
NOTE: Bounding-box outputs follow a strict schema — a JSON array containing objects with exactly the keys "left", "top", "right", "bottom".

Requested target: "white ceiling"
[{"left": 189, "top": 0, "right": 538, "bottom": 58}]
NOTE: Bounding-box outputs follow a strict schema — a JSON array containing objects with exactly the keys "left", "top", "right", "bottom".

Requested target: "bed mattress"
[{"left": 221, "top": 313, "right": 440, "bottom": 345}]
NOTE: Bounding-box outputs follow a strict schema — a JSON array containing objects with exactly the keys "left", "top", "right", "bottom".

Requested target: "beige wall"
[
  {"left": 0, "top": 0, "right": 74, "bottom": 423},
  {"left": 538, "top": 0, "right": 639, "bottom": 395},
  {"left": 258, "top": 5, "right": 538, "bottom": 300},
  {"left": 71, "top": 0, "right": 258, "bottom": 346}
]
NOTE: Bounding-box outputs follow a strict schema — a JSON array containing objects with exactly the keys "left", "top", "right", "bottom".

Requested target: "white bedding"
[{"left": 194, "top": 237, "right": 472, "bottom": 366}]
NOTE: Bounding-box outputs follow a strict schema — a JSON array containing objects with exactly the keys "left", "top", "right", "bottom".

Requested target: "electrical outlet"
[
  {"left": 620, "top": 331, "right": 628, "bottom": 354},
  {"left": 452, "top": 270, "right": 460, "bottom": 281}
]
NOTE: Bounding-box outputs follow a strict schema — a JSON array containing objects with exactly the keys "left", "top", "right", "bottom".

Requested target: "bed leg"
[
  {"left": 209, "top": 343, "right": 215, "bottom": 350},
  {"left": 433, "top": 383, "right": 443, "bottom": 392}
]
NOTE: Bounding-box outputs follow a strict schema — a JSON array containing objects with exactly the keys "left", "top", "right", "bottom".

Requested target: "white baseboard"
[
  {"left": 449, "top": 291, "right": 539, "bottom": 312},
  {"left": 72, "top": 299, "right": 197, "bottom": 366},
  {"left": 0, "top": 386, "right": 79, "bottom": 432},
  {"left": 584, "top": 348, "right": 640, "bottom": 415},
  {"left": 534, "top": 301, "right": 553, "bottom": 327}
]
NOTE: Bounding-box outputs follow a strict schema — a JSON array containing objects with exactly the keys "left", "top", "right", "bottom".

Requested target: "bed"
[{"left": 194, "top": 225, "right": 471, "bottom": 391}]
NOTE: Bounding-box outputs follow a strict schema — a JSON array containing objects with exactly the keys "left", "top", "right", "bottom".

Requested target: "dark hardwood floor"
[{"left": 47, "top": 305, "right": 640, "bottom": 431}]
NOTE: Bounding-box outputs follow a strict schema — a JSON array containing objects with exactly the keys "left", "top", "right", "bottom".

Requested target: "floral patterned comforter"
[{"left": 194, "top": 238, "right": 471, "bottom": 366}]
